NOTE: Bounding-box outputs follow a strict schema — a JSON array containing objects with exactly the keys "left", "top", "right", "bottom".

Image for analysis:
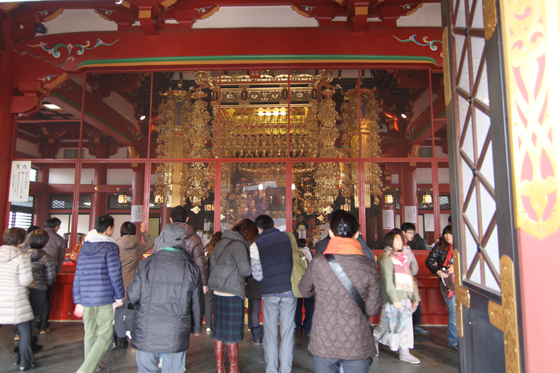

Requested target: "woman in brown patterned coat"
[{"left": 298, "top": 210, "right": 382, "bottom": 373}]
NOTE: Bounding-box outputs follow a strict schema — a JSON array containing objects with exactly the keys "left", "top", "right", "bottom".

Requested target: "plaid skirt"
[{"left": 213, "top": 295, "right": 245, "bottom": 343}]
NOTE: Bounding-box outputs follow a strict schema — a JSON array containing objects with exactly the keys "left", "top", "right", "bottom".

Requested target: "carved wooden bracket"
[
  {"left": 488, "top": 256, "right": 521, "bottom": 373},
  {"left": 453, "top": 249, "right": 470, "bottom": 339}
]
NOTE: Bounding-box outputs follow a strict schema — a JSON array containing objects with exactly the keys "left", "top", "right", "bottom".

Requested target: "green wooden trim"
[{"left": 78, "top": 54, "right": 438, "bottom": 69}]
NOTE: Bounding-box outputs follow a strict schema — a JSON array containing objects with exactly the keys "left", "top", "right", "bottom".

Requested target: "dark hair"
[
  {"left": 120, "top": 221, "right": 137, "bottom": 236},
  {"left": 400, "top": 222, "right": 416, "bottom": 233},
  {"left": 28, "top": 229, "right": 50, "bottom": 249},
  {"left": 3, "top": 228, "right": 26, "bottom": 246},
  {"left": 206, "top": 231, "right": 223, "bottom": 259},
  {"left": 170, "top": 206, "right": 188, "bottom": 223},
  {"left": 297, "top": 238, "right": 307, "bottom": 248},
  {"left": 438, "top": 225, "right": 453, "bottom": 252},
  {"left": 45, "top": 217, "right": 61, "bottom": 229},
  {"left": 329, "top": 210, "right": 360, "bottom": 238},
  {"left": 383, "top": 229, "right": 405, "bottom": 249},
  {"left": 27, "top": 225, "right": 40, "bottom": 234},
  {"left": 95, "top": 214, "right": 114, "bottom": 234},
  {"left": 448, "top": 215, "right": 452, "bottom": 225},
  {"left": 255, "top": 215, "right": 274, "bottom": 231},
  {"left": 232, "top": 219, "right": 258, "bottom": 245}
]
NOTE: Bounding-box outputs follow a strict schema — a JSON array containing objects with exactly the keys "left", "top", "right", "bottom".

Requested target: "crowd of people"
[{"left": 0, "top": 206, "right": 458, "bottom": 373}]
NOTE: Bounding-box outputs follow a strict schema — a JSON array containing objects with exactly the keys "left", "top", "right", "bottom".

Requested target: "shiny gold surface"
[
  {"left": 453, "top": 249, "right": 470, "bottom": 339},
  {"left": 442, "top": 26, "right": 451, "bottom": 107},
  {"left": 488, "top": 299, "right": 504, "bottom": 331},
  {"left": 501, "top": 256, "right": 521, "bottom": 373},
  {"left": 154, "top": 87, "right": 212, "bottom": 206},
  {"left": 483, "top": 0, "right": 498, "bottom": 40},
  {"left": 487, "top": 256, "right": 520, "bottom": 373}
]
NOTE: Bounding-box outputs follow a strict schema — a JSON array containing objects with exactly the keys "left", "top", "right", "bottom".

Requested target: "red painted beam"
[{"left": 13, "top": 27, "right": 444, "bottom": 73}]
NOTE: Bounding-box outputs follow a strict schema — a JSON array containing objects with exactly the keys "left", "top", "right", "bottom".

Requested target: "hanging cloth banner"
[{"left": 9, "top": 161, "right": 32, "bottom": 203}]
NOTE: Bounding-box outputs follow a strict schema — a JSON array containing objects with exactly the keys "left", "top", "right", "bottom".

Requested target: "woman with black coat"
[
  {"left": 425, "top": 225, "right": 458, "bottom": 350},
  {"left": 25, "top": 229, "right": 56, "bottom": 333}
]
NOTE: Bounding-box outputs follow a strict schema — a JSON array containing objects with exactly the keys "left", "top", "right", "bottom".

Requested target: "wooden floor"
[{"left": 0, "top": 323, "right": 459, "bottom": 373}]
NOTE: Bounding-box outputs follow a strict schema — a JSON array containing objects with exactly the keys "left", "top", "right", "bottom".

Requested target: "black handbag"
[{"left": 114, "top": 299, "right": 136, "bottom": 338}]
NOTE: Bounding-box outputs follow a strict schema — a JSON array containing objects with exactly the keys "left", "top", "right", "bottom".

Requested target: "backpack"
[{"left": 287, "top": 232, "right": 307, "bottom": 298}]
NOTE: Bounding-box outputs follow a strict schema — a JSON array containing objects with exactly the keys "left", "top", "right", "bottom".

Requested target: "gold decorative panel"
[
  {"left": 482, "top": 0, "right": 498, "bottom": 40},
  {"left": 488, "top": 256, "right": 520, "bottom": 373},
  {"left": 500, "top": 0, "right": 560, "bottom": 239},
  {"left": 442, "top": 26, "right": 451, "bottom": 106},
  {"left": 453, "top": 249, "right": 470, "bottom": 339}
]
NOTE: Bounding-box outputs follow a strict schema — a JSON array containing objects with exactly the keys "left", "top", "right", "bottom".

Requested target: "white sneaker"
[{"left": 399, "top": 348, "right": 420, "bottom": 364}]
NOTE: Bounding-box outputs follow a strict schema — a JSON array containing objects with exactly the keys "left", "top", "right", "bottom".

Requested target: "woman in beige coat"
[
  {"left": 0, "top": 228, "right": 36, "bottom": 371},
  {"left": 115, "top": 221, "right": 153, "bottom": 292},
  {"left": 112, "top": 221, "right": 153, "bottom": 349}
]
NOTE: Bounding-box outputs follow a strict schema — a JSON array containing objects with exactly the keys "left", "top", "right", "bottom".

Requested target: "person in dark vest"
[{"left": 250, "top": 215, "right": 295, "bottom": 373}]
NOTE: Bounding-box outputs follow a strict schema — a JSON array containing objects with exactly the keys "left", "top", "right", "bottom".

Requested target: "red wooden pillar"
[
  {"left": 401, "top": 165, "right": 418, "bottom": 228},
  {"left": 90, "top": 164, "right": 107, "bottom": 229},
  {"left": 0, "top": 14, "right": 15, "bottom": 230},
  {"left": 161, "top": 198, "right": 171, "bottom": 227},
  {"left": 36, "top": 166, "right": 50, "bottom": 227},
  {"left": 132, "top": 166, "right": 144, "bottom": 233}
]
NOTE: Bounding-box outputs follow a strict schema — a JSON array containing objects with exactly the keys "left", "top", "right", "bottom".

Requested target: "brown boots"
[
  {"left": 227, "top": 342, "right": 239, "bottom": 373},
  {"left": 214, "top": 340, "right": 225, "bottom": 373},
  {"left": 214, "top": 340, "right": 239, "bottom": 373}
]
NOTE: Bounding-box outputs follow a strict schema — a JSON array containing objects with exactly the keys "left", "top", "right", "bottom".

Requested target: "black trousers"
[
  {"left": 15, "top": 320, "right": 34, "bottom": 367},
  {"left": 14, "top": 289, "right": 46, "bottom": 336},
  {"left": 39, "top": 286, "right": 51, "bottom": 331},
  {"left": 412, "top": 303, "right": 422, "bottom": 327},
  {"left": 205, "top": 290, "right": 214, "bottom": 328},
  {"left": 247, "top": 298, "right": 261, "bottom": 330}
]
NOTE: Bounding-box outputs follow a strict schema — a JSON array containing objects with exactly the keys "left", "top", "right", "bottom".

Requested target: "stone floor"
[{"left": 0, "top": 323, "right": 458, "bottom": 373}]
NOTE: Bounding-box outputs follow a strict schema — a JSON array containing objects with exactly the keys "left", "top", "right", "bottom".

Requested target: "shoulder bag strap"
[
  {"left": 325, "top": 254, "right": 366, "bottom": 316},
  {"left": 215, "top": 240, "right": 236, "bottom": 264}
]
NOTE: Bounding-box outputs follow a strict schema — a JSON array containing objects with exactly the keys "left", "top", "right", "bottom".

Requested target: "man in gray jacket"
[
  {"left": 39, "top": 217, "right": 67, "bottom": 334},
  {"left": 154, "top": 206, "right": 209, "bottom": 294},
  {"left": 129, "top": 223, "right": 204, "bottom": 373}
]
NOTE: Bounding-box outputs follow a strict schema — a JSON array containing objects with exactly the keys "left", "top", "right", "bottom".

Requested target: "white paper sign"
[
  {"left": 424, "top": 214, "right": 435, "bottom": 232},
  {"left": 382, "top": 209, "right": 395, "bottom": 230},
  {"left": 131, "top": 205, "right": 143, "bottom": 223},
  {"left": 9, "top": 161, "right": 32, "bottom": 202},
  {"left": 404, "top": 206, "right": 418, "bottom": 225}
]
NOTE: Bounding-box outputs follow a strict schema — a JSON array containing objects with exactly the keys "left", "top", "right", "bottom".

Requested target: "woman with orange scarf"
[
  {"left": 425, "top": 225, "right": 458, "bottom": 350},
  {"left": 298, "top": 210, "right": 382, "bottom": 373},
  {"left": 373, "top": 229, "right": 421, "bottom": 364}
]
